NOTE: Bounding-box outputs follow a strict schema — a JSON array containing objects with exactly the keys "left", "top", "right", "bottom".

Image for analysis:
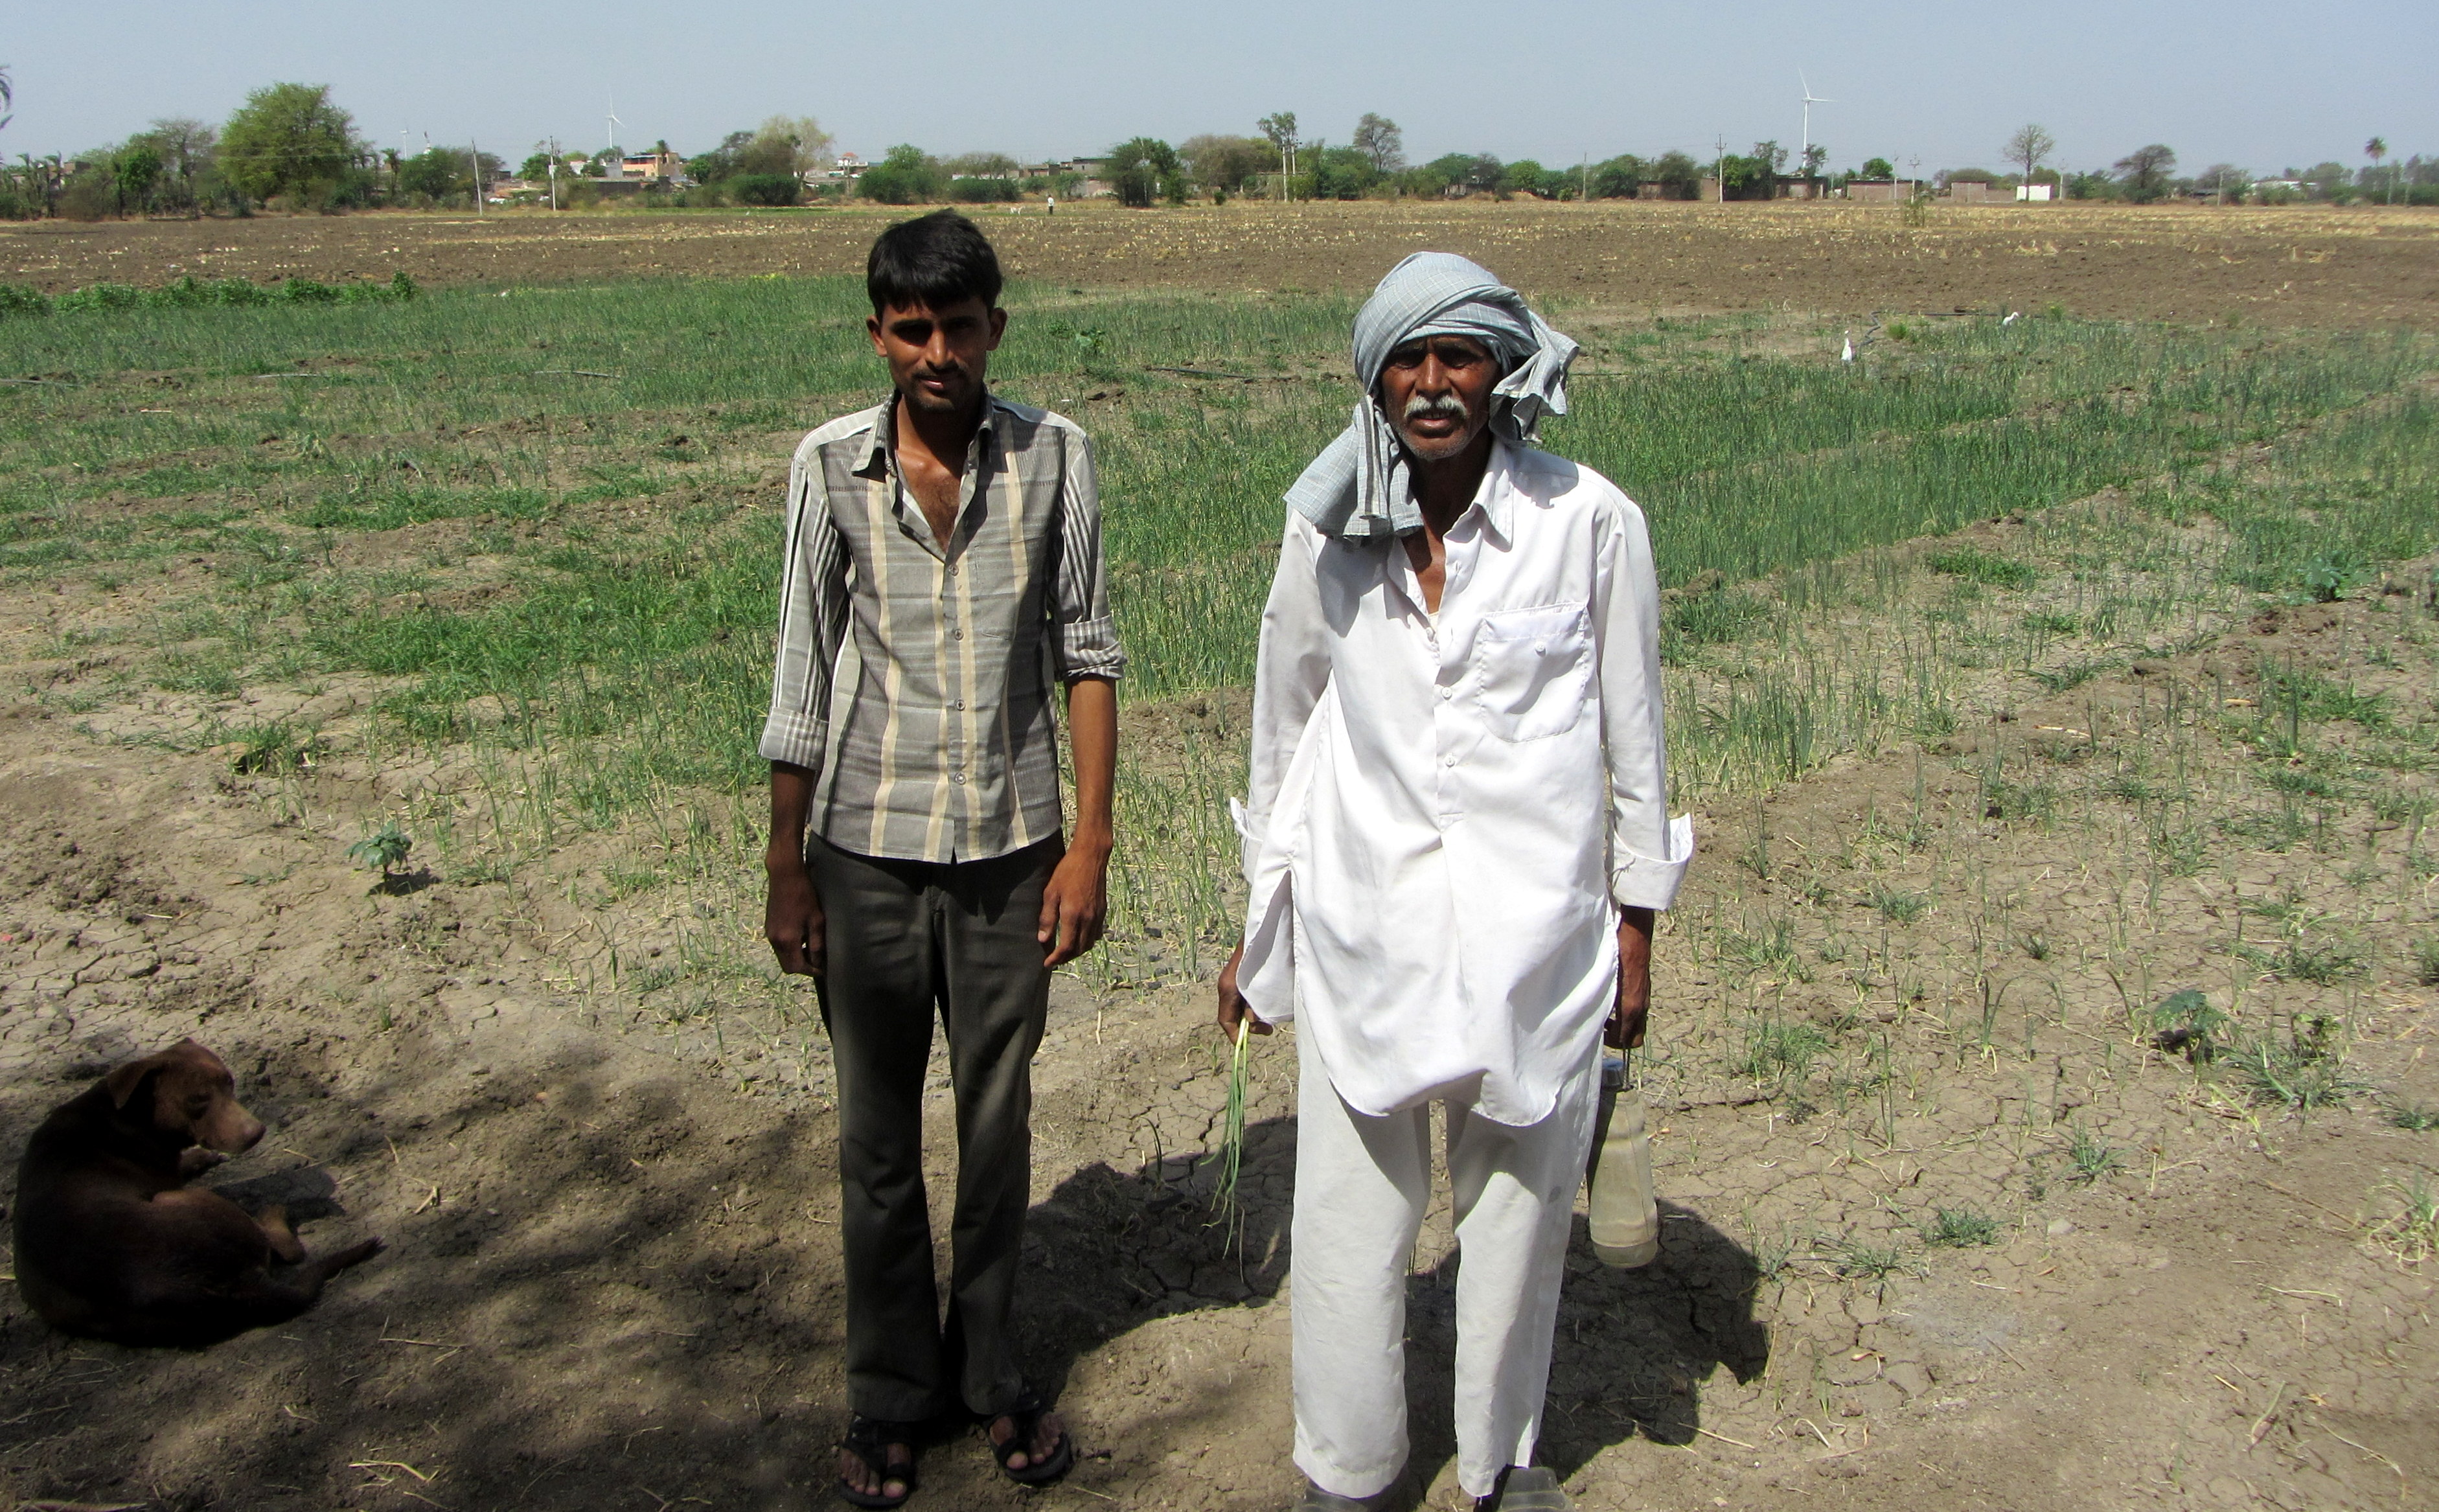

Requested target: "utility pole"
[
  {"left": 1715, "top": 135, "right": 1728, "bottom": 202},
  {"left": 546, "top": 136, "right": 562, "bottom": 211},
  {"left": 471, "top": 139, "right": 484, "bottom": 214},
  {"left": 1581, "top": 152, "right": 1590, "bottom": 202}
]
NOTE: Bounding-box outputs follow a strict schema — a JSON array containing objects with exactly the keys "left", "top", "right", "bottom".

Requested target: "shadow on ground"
[{"left": 1013, "top": 1112, "right": 1769, "bottom": 1489}]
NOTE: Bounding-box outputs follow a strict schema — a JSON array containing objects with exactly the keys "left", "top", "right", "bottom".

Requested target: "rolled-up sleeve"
[
  {"left": 757, "top": 443, "right": 851, "bottom": 772},
  {"left": 1594, "top": 494, "right": 1693, "bottom": 910},
  {"left": 1050, "top": 431, "right": 1126, "bottom": 682}
]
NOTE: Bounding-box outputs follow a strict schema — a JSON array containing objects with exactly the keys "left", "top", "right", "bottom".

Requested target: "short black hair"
[{"left": 866, "top": 210, "right": 1003, "bottom": 314}]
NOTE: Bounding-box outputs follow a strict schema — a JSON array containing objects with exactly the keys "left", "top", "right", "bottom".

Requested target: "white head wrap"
[{"left": 1283, "top": 251, "right": 1579, "bottom": 540}]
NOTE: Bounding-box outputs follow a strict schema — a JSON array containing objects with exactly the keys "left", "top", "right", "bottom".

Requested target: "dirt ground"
[
  {"left": 4, "top": 469, "right": 2436, "bottom": 1511},
  {"left": 5, "top": 199, "right": 2438, "bottom": 328}
]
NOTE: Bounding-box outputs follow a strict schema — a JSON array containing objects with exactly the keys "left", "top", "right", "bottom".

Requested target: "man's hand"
[
  {"left": 765, "top": 858, "right": 826, "bottom": 976},
  {"left": 1037, "top": 835, "right": 1110, "bottom": 967},
  {"left": 1608, "top": 906, "right": 1655, "bottom": 1049},
  {"left": 1215, "top": 940, "right": 1271, "bottom": 1039},
  {"left": 764, "top": 761, "right": 822, "bottom": 976}
]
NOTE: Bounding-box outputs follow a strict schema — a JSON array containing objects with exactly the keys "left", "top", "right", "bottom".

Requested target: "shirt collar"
[
  {"left": 1466, "top": 440, "right": 1517, "bottom": 545},
  {"left": 859, "top": 389, "right": 1002, "bottom": 475}
]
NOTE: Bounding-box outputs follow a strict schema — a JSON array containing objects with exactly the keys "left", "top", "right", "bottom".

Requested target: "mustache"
[{"left": 1401, "top": 393, "right": 1471, "bottom": 422}]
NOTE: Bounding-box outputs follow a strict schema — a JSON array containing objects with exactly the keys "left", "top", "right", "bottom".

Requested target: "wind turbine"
[
  {"left": 1800, "top": 73, "right": 1834, "bottom": 178},
  {"left": 605, "top": 96, "right": 624, "bottom": 176}
]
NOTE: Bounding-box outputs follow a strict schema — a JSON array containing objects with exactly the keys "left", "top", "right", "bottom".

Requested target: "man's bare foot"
[{"left": 986, "top": 1406, "right": 1062, "bottom": 1472}]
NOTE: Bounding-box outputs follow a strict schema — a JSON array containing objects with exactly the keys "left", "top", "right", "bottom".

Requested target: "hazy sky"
[{"left": 7, "top": 0, "right": 2433, "bottom": 175}]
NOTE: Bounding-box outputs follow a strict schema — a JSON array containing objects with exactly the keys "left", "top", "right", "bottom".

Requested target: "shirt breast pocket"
[{"left": 1472, "top": 603, "right": 1594, "bottom": 742}]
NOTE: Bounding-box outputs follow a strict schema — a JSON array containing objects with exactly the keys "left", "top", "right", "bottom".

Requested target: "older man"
[{"left": 1218, "top": 253, "right": 1691, "bottom": 1512}]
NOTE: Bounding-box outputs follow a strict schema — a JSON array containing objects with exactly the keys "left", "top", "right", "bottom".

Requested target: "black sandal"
[
  {"left": 837, "top": 1415, "right": 921, "bottom": 1509},
  {"left": 985, "top": 1393, "right": 1074, "bottom": 1485}
]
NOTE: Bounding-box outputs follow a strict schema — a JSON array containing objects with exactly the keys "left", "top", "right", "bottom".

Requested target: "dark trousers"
[{"left": 808, "top": 832, "right": 1057, "bottom": 1423}]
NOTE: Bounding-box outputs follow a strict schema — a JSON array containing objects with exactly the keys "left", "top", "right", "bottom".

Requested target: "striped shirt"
[{"left": 759, "top": 392, "right": 1126, "bottom": 864}]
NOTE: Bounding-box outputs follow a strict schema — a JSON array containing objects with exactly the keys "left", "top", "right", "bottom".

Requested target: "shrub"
[
  {"left": 55, "top": 282, "right": 144, "bottom": 312},
  {"left": 729, "top": 173, "right": 801, "bottom": 207},
  {"left": 949, "top": 176, "right": 1020, "bottom": 203},
  {"left": 0, "top": 282, "right": 51, "bottom": 317}
]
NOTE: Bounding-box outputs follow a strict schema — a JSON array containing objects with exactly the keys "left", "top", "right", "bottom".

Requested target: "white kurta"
[{"left": 1235, "top": 441, "right": 1692, "bottom": 1126}]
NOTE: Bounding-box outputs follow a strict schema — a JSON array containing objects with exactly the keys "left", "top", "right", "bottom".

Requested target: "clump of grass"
[
  {"left": 2365, "top": 1174, "right": 2437, "bottom": 1266},
  {"left": 2236, "top": 935, "right": 2369, "bottom": 985},
  {"left": 2385, "top": 1100, "right": 2439, "bottom": 1133},
  {"left": 2064, "top": 1121, "right": 2125, "bottom": 1182},
  {"left": 2410, "top": 936, "right": 2439, "bottom": 987},
  {"left": 2148, "top": 989, "right": 2228, "bottom": 1062},
  {"left": 1824, "top": 1234, "right": 1920, "bottom": 1281},
  {"left": 1983, "top": 777, "right": 2058, "bottom": 821},
  {"left": 1920, "top": 1206, "right": 2004, "bottom": 1248},
  {"left": 1716, "top": 916, "right": 1800, "bottom": 974},
  {"left": 1869, "top": 886, "right": 1930, "bottom": 924},
  {"left": 2222, "top": 1013, "right": 2363, "bottom": 1110},
  {"left": 1736, "top": 1018, "right": 1830, "bottom": 1086},
  {"left": 1927, "top": 547, "right": 2037, "bottom": 590}
]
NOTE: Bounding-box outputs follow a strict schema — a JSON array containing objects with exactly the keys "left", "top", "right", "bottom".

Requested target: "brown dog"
[{"left": 11, "top": 1038, "right": 382, "bottom": 1346}]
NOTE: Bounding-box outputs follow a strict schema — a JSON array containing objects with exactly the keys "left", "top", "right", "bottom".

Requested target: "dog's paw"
[{"left": 177, "top": 1147, "right": 231, "bottom": 1175}]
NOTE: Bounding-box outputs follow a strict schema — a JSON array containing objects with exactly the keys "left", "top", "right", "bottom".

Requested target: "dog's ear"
[{"left": 104, "top": 1054, "right": 172, "bottom": 1109}]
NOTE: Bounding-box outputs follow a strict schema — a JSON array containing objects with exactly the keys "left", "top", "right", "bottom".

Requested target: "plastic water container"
[{"left": 1586, "top": 1053, "right": 1659, "bottom": 1268}]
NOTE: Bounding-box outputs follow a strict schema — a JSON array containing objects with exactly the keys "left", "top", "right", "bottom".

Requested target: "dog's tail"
[{"left": 304, "top": 1235, "right": 385, "bottom": 1283}]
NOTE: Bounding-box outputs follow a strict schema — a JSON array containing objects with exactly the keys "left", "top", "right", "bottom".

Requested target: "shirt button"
[
  {"left": 1437, "top": 685, "right": 1452, "bottom": 700},
  {"left": 946, "top": 562, "right": 958, "bottom": 577},
  {"left": 952, "top": 772, "right": 967, "bottom": 784},
  {"left": 952, "top": 628, "right": 964, "bottom": 640},
  {"left": 1443, "top": 753, "right": 1458, "bottom": 767},
  {"left": 951, "top": 699, "right": 965, "bottom": 711}
]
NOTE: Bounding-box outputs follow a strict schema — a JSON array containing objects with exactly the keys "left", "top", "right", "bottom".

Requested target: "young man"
[
  {"left": 1219, "top": 253, "right": 1692, "bottom": 1512},
  {"left": 761, "top": 210, "right": 1120, "bottom": 1507}
]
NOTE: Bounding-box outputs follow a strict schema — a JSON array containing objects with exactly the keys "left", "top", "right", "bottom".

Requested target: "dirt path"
[
  {"left": 6, "top": 201, "right": 2437, "bottom": 328},
  {"left": 4, "top": 540, "right": 2436, "bottom": 1509}
]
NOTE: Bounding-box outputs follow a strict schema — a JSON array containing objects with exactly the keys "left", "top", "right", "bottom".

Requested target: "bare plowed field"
[{"left": 5, "top": 200, "right": 2437, "bottom": 327}]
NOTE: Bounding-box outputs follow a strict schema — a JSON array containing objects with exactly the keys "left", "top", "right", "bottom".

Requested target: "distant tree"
[
  {"left": 2003, "top": 123, "right": 2056, "bottom": 183},
  {"left": 0, "top": 63, "right": 12, "bottom": 133},
  {"left": 739, "top": 116, "right": 832, "bottom": 179},
  {"left": 2303, "top": 161, "right": 2352, "bottom": 201},
  {"left": 1718, "top": 152, "right": 1770, "bottom": 200},
  {"left": 1181, "top": 134, "right": 1272, "bottom": 194},
  {"left": 516, "top": 150, "right": 555, "bottom": 181},
  {"left": 121, "top": 117, "right": 216, "bottom": 213},
  {"left": 949, "top": 176, "right": 1020, "bottom": 202},
  {"left": 1421, "top": 152, "right": 1476, "bottom": 190},
  {"left": 1649, "top": 150, "right": 1702, "bottom": 199},
  {"left": 1309, "top": 143, "right": 1378, "bottom": 200},
  {"left": 1802, "top": 143, "right": 1827, "bottom": 178},
  {"left": 687, "top": 130, "right": 755, "bottom": 185},
  {"left": 1351, "top": 113, "right": 1404, "bottom": 175},
  {"left": 219, "top": 82, "right": 360, "bottom": 204},
  {"left": 1107, "top": 136, "right": 1184, "bottom": 207},
  {"left": 2193, "top": 163, "right": 2249, "bottom": 199},
  {"left": 1257, "top": 111, "right": 1300, "bottom": 189},
  {"left": 1859, "top": 156, "right": 1896, "bottom": 180},
  {"left": 1591, "top": 154, "right": 1645, "bottom": 198},
  {"left": 1502, "top": 159, "right": 1552, "bottom": 198},
  {"left": 944, "top": 152, "right": 1020, "bottom": 179},
  {"left": 2113, "top": 143, "right": 2177, "bottom": 203},
  {"left": 2365, "top": 135, "right": 2388, "bottom": 203},
  {"left": 857, "top": 144, "right": 943, "bottom": 205},
  {"left": 731, "top": 173, "right": 802, "bottom": 206},
  {"left": 1750, "top": 139, "right": 1788, "bottom": 176},
  {"left": 111, "top": 143, "right": 162, "bottom": 212},
  {"left": 396, "top": 146, "right": 499, "bottom": 203}
]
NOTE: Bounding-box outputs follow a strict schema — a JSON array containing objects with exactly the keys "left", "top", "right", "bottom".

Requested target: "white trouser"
[{"left": 1289, "top": 1026, "right": 1600, "bottom": 1501}]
